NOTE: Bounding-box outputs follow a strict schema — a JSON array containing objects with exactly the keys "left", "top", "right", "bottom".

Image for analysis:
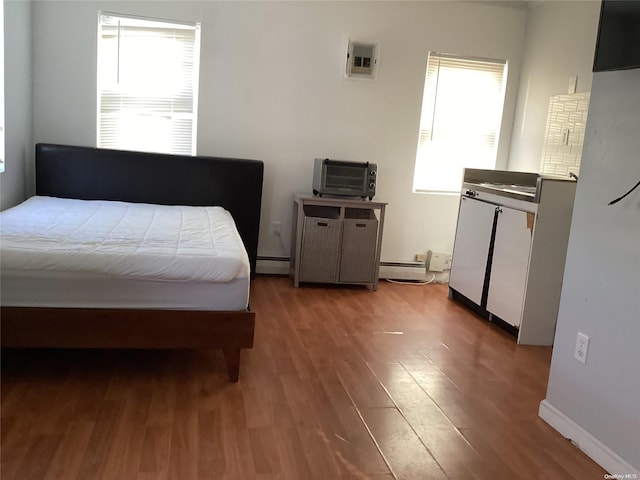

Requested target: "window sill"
[{"left": 412, "top": 189, "right": 461, "bottom": 196}]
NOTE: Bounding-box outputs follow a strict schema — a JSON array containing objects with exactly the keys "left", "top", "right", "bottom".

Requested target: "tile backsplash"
[{"left": 540, "top": 91, "right": 590, "bottom": 177}]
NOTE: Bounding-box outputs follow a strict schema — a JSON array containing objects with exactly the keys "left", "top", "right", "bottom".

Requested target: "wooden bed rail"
[{"left": 0, "top": 306, "right": 255, "bottom": 382}]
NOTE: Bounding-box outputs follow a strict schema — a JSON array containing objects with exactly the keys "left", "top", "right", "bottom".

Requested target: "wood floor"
[{"left": 1, "top": 276, "right": 607, "bottom": 480}]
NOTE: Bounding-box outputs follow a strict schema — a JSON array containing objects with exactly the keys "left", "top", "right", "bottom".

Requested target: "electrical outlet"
[
  {"left": 415, "top": 253, "right": 426, "bottom": 263},
  {"left": 271, "top": 221, "right": 281, "bottom": 236},
  {"left": 574, "top": 332, "right": 590, "bottom": 364}
]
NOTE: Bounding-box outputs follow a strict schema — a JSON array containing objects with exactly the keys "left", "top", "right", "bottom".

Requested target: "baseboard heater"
[
  {"left": 256, "top": 257, "right": 428, "bottom": 281},
  {"left": 378, "top": 261, "right": 428, "bottom": 281},
  {"left": 256, "top": 256, "right": 290, "bottom": 275}
]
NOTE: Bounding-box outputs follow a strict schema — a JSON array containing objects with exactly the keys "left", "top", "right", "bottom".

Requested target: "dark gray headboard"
[{"left": 35, "top": 143, "right": 264, "bottom": 278}]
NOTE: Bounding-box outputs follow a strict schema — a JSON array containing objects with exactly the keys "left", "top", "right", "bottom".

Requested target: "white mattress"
[{"left": 0, "top": 196, "right": 250, "bottom": 310}]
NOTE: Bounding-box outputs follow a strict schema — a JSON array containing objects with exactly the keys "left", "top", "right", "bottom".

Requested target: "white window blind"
[
  {"left": 413, "top": 52, "right": 507, "bottom": 193},
  {"left": 97, "top": 12, "right": 200, "bottom": 156}
]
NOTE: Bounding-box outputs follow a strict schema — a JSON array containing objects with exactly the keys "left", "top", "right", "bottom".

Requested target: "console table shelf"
[{"left": 290, "top": 194, "right": 387, "bottom": 290}]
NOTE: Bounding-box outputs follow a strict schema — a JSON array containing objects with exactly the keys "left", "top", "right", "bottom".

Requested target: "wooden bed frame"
[{"left": 0, "top": 143, "right": 264, "bottom": 382}]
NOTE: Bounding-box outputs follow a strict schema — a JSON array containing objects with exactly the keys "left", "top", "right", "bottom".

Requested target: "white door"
[
  {"left": 449, "top": 197, "right": 497, "bottom": 306},
  {"left": 486, "top": 207, "right": 534, "bottom": 327}
]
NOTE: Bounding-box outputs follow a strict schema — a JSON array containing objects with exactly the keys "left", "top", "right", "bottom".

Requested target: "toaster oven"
[{"left": 312, "top": 158, "right": 377, "bottom": 200}]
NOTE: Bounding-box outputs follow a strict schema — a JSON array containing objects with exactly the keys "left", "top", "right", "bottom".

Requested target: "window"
[
  {"left": 97, "top": 12, "right": 201, "bottom": 156},
  {"left": 413, "top": 52, "right": 507, "bottom": 193}
]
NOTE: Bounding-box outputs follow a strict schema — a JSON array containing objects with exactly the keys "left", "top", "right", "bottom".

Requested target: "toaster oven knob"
[
  {"left": 370, "top": 170, "right": 376, "bottom": 176},
  {"left": 369, "top": 182, "right": 375, "bottom": 188}
]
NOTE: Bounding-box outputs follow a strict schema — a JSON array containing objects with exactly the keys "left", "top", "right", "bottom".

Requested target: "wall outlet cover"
[{"left": 574, "top": 332, "right": 590, "bottom": 364}]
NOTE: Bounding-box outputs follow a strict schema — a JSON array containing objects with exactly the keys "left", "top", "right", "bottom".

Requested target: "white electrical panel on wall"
[{"left": 346, "top": 39, "right": 378, "bottom": 79}]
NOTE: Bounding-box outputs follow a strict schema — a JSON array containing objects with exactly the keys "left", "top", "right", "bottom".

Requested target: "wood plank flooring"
[{"left": 1, "top": 276, "right": 607, "bottom": 479}]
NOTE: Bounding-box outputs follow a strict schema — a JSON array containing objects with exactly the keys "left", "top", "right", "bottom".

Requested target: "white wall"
[
  {"left": 30, "top": 0, "right": 528, "bottom": 263},
  {"left": 514, "top": 2, "right": 639, "bottom": 471},
  {"left": 0, "top": 0, "right": 33, "bottom": 210},
  {"left": 542, "top": 69, "right": 640, "bottom": 473},
  {"left": 508, "top": 1, "right": 600, "bottom": 173}
]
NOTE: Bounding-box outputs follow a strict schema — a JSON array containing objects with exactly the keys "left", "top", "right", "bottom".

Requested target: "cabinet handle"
[
  {"left": 317, "top": 222, "right": 328, "bottom": 227},
  {"left": 355, "top": 223, "right": 366, "bottom": 228}
]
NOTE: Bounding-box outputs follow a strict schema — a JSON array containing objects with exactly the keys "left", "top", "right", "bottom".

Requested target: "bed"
[{"left": 0, "top": 143, "right": 264, "bottom": 382}]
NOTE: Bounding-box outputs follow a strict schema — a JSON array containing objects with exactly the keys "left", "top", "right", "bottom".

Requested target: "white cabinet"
[
  {"left": 486, "top": 207, "right": 534, "bottom": 328},
  {"left": 450, "top": 200, "right": 534, "bottom": 329},
  {"left": 448, "top": 197, "right": 496, "bottom": 305},
  {"left": 449, "top": 174, "right": 577, "bottom": 345}
]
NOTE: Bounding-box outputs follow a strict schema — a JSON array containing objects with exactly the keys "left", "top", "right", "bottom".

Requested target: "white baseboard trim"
[{"left": 539, "top": 399, "right": 639, "bottom": 476}]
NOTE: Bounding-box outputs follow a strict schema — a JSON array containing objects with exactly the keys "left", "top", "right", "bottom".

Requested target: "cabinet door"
[
  {"left": 340, "top": 217, "right": 378, "bottom": 283},
  {"left": 449, "top": 197, "right": 496, "bottom": 306},
  {"left": 299, "top": 216, "right": 341, "bottom": 283},
  {"left": 486, "top": 207, "right": 534, "bottom": 327}
]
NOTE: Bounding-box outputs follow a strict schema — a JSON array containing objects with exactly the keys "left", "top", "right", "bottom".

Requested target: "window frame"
[
  {"left": 412, "top": 52, "right": 508, "bottom": 195},
  {"left": 96, "top": 11, "right": 201, "bottom": 156}
]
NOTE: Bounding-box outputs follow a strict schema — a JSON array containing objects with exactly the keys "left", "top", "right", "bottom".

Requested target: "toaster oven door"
[{"left": 324, "top": 162, "right": 367, "bottom": 196}]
